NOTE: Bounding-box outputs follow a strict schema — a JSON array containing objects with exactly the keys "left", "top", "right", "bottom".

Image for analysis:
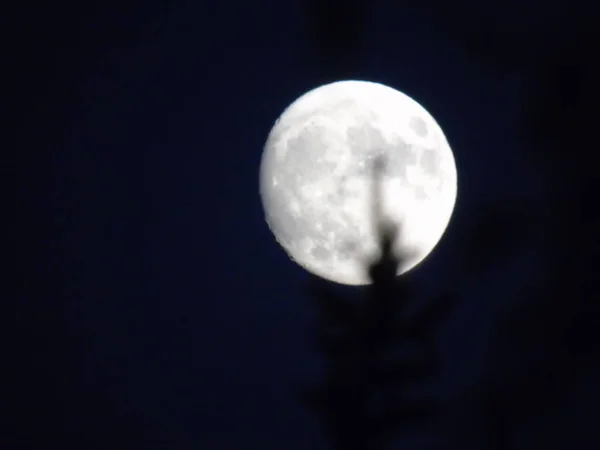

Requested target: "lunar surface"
[{"left": 259, "top": 80, "right": 457, "bottom": 285}]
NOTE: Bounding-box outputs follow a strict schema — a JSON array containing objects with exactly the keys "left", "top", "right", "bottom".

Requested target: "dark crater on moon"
[
  {"left": 311, "top": 244, "right": 329, "bottom": 260},
  {"left": 334, "top": 236, "right": 359, "bottom": 261},
  {"left": 420, "top": 148, "right": 440, "bottom": 177},
  {"left": 409, "top": 115, "right": 428, "bottom": 138}
]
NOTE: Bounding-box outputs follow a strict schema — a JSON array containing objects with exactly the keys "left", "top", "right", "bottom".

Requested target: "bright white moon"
[{"left": 259, "top": 80, "right": 457, "bottom": 285}]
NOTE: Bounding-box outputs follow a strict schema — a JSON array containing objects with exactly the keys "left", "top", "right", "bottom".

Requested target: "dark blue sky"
[{"left": 11, "top": 1, "right": 598, "bottom": 449}]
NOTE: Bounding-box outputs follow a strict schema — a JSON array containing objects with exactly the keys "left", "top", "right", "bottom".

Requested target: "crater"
[
  {"left": 386, "top": 138, "right": 418, "bottom": 179},
  {"left": 413, "top": 185, "right": 429, "bottom": 201},
  {"left": 336, "top": 238, "right": 358, "bottom": 261},
  {"left": 311, "top": 244, "right": 330, "bottom": 261},
  {"left": 409, "top": 116, "right": 428, "bottom": 138},
  {"left": 419, "top": 148, "right": 440, "bottom": 177}
]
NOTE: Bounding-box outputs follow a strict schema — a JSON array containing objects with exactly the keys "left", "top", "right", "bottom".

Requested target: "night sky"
[{"left": 11, "top": 1, "right": 599, "bottom": 449}]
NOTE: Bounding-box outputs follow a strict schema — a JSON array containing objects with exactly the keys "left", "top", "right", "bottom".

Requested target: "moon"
[{"left": 259, "top": 80, "right": 457, "bottom": 285}]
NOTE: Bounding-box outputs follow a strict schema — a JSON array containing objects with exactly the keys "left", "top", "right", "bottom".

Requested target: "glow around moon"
[{"left": 259, "top": 80, "right": 457, "bottom": 285}]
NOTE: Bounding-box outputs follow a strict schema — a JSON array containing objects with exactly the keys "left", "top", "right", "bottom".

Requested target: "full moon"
[{"left": 259, "top": 80, "right": 457, "bottom": 285}]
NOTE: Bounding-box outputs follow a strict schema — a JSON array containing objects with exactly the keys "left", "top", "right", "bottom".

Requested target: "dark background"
[{"left": 9, "top": 0, "right": 599, "bottom": 448}]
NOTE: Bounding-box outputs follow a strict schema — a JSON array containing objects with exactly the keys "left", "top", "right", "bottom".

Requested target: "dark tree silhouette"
[
  {"left": 302, "top": 2, "right": 600, "bottom": 449},
  {"left": 299, "top": 157, "right": 456, "bottom": 450},
  {"left": 298, "top": 5, "right": 459, "bottom": 448}
]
